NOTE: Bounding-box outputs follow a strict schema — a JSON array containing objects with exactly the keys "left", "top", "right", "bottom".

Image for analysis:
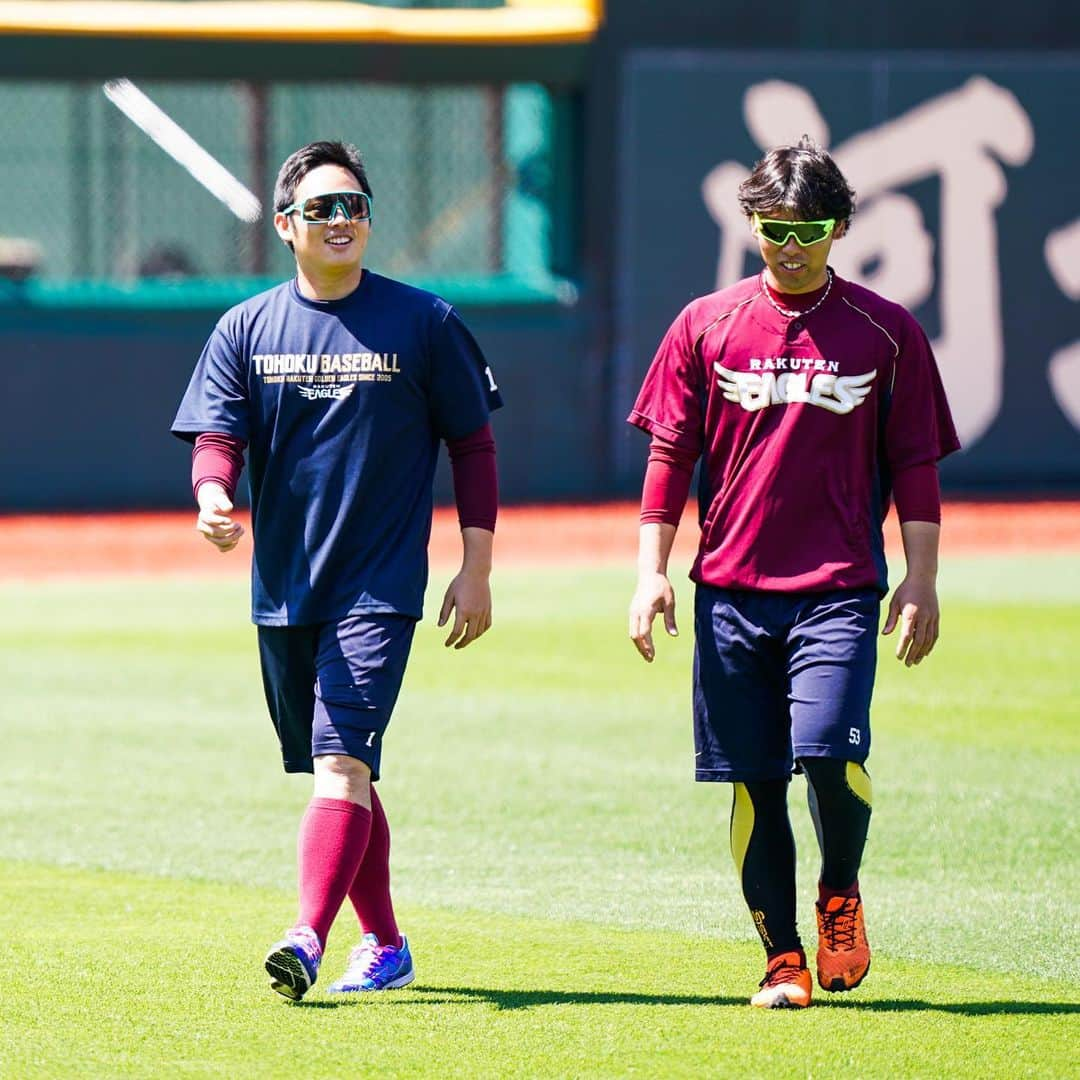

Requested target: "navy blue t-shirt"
[{"left": 172, "top": 271, "right": 502, "bottom": 626}]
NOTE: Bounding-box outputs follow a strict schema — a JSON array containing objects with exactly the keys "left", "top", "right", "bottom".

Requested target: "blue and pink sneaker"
[
  {"left": 328, "top": 933, "right": 415, "bottom": 993},
  {"left": 264, "top": 924, "right": 323, "bottom": 1000}
]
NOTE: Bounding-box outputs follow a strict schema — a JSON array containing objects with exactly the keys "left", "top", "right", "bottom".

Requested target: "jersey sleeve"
[
  {"left": 892, "top": 461, "right": 941, "bottom": 524},
  {"left": 883, "top": 317, "right": 961, "bottom": 470},
  {"left": 427, "top": 305, "right": 503, "bottom": 441},
  {"left": 192, "top": 431, "right": 246, "bottom": 502},
  {"left": 626, "top": 305, "right": 705, "bottom": 453},
  {"left": 640, "top": 435, "right": 696, "bottom": 526},
  {"left": 171, "top": 320, "right": 250, "bottom": 444},
  {"left": 447, "top": 423, "right": 498, "bottom": 532}
]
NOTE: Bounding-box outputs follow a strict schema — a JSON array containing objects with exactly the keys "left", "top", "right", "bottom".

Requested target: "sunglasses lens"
[
  {"left": 791, "top": 222, "right": 829, "bottom": 244},
  {"left": 758, "top": 219, "right": 832, "bottom": 245},
  {"left": 758, "top": 220, "right": 792, "bottom": 244},
  {"left": 301, "top": 195, "right": 336, "bottom": 222},
  {"left": 339, "top": 193, "right": 370, "bottom": 220},
  {"left": 301, "top": 192, "right": 370, "bottom": 222}
]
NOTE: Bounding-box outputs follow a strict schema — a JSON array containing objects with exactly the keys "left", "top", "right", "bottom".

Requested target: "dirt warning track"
[{"left": 0, "top": 501, "right": 1077, "bottom": 581}]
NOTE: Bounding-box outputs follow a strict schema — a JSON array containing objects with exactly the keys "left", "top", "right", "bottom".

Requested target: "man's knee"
[
  {"left": 801, "top": 757, "right": 872, "bottom": 810},
  {"left": 313, "top": 753, "right": 372, "bottom": 805}
]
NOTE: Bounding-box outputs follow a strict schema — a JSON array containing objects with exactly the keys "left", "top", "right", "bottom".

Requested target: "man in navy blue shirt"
[{"left": 173, "top": 140, "right": 501, "bottom": 1000}]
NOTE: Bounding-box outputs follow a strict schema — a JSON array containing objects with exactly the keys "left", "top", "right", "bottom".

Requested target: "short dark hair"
[
  {"left": 273, "top": 140, "right": 372, "bottom": 212},
  {"left": 738, "top": 137, "right": 856, "bottom": 224}
]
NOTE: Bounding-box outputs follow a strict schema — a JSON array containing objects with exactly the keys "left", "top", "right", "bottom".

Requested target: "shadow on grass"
[
  {"left": 295, "top": 986, "right": 1080, "bottom": 1015},
  {"left": 819, "top": 998, "right": 1080, "bottom": 1016},
  {"left": 297, "top": 986, "right": 742, "bottom": 1009}
]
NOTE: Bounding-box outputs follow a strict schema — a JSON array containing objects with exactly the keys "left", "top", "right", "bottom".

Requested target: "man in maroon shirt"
[{"left": 627, "top": 137, "right": 959, "bottom": 1008}]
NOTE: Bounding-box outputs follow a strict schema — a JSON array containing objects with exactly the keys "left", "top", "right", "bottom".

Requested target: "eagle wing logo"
[
  {"left": 296, "top": 384, "right": 355, "bottom": 401},
  {"left": 818, "top": 369, "right": 877, "bottom": 414},
  {"left": 715, "top": 362, "right": 769, "bottom": 411},
  {"left": 714, "top": 362, "right": 877, "bottom": 414},
  {"left": 840, "top": 369, "right": 877, "bottom": 406}
]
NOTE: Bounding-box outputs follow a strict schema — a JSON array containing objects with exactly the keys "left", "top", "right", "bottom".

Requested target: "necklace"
[{"left": 760, "top": 268, "right": 833, "bottom": 319}]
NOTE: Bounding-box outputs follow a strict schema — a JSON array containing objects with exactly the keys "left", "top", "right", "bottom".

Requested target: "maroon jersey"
[{"left": 628, "top": 271, "right": 960, "bottom": 593}]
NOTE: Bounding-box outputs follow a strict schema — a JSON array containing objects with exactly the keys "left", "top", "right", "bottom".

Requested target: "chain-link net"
[{"left": 0, "top": 79, "right": 555, "bottom": 288}]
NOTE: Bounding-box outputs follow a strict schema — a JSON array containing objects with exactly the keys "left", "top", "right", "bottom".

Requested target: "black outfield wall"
[{"left": 0, "top": 301, "right": 597, "bottom": 511}]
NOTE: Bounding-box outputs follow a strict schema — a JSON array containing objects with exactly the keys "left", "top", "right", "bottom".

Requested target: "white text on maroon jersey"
[{"left": 715, "top": 363, "right": 877, "bottom": 415}]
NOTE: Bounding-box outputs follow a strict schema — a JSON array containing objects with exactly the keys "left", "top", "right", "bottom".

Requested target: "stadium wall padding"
[{"left": 0, "top": 302, "right": 598, "bottom": 510}]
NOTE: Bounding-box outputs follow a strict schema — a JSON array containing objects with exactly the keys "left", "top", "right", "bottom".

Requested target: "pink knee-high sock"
[
  {"left": 296, "top": 797, "right": 372, "bottom": 946},
  {"left": 347, "top": 786, "right": 401, "bottom": 947}
]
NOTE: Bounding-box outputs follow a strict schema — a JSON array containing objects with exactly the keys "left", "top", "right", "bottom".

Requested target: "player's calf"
[{"left": 801, "top": 757, "right": 873, "bottom": 991}]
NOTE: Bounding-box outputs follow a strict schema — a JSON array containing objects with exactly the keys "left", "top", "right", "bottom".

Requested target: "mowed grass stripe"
[
  {"left": 1, "top": 558, "right": 1077, "bottom": 1076},
  {"left": 2, "top": 565, "right": 1077, "bottom": 972},
  {"left": 1, "top": 861, "right": 1076, "bottom": 1080}
]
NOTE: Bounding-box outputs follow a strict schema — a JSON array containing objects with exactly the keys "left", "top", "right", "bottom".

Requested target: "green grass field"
[{"left": 1, "top": 555, "right": 1077, "bottom": 1078}]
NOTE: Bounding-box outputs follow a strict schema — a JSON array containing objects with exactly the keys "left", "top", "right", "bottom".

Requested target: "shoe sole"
[
  {"left": 383, "top": 967, "right": 415, "bottom": 990},
  {"left": 265, "top": 948, "right": 314, "bottom": 1001},
  {"left": 752, "top": 991, "right": 810, "bottom": 1009},
  {"left": 328, "top": 966, "right": 416, "bottom": 994},
  {"left": 819, "top": 957, "right": 871, "bottom": 993}
]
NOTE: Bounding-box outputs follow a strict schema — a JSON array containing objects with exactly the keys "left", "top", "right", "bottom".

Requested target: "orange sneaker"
[
  {"left": 750, "top": 951, "right": 813, "bottom": 1009},
  {"left": 815, "top": 894, "right": 871, "bottom": 991}
]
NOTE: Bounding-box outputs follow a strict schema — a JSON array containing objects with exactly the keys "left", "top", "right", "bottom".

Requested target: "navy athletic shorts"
[
  {"left": 257, "top": 613, "right": 417, "bottom": 778},
  {"left": 692, "top": 585, "right": 880, "bottom": 783}
]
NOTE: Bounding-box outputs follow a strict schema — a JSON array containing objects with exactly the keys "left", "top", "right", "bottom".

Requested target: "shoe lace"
[
  {"left": 346, "top": 941, "right": 392, "bottom": 977},
  {"left": 759, "top": 955, "right": 804, "bottom": 989},
  {"left": 820, "top": 899, "right": 859, "bottom": 952}
]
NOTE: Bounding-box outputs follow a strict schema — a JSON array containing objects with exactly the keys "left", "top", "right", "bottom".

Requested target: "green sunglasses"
[
  {"left": 282, "top": 190, "right": 373, "bottom": 224},
  {"left": 753, "top": 214, "right": 836, "bottom": 247}
]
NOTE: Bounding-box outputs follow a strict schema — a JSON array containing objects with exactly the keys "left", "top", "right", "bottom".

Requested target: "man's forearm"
[
  {"left": 640, "top": 436, "right": 696, "bottom": 526},
  {"left": 899, "top": 520, "right": 940, "bottom": 580},
  {"left": 460, "top": 526, "right": 494, "bottom": 574},
  {"left": 638, "top": 522, "right": 677, "bottom": 577},
  {"left": 192, "top": 431, "right": 245, "bottom": 501},
  {"left": 447, "top": 423, "right": 497, "bottom": 532}
]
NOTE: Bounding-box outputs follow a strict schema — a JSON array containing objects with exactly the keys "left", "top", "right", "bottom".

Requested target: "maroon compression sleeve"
[
  {"left": 446, "top": 422, "right": 497, "bottom": 532},
  {"left": 192, "top": 432, "right": 246, "bottom": 501},
  {"left": 640, "top": 435, "right": 696, "bottom": 525},
  {"left": 892, "top": 461, "right": 941, "bottom": 524}
]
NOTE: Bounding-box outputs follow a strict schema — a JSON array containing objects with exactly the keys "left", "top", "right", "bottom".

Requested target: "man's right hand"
[
  {"left": 629, "top": 571, "right": 678, "bottom": 663},
  {"left": 196, "top": 482, "right": 244, "bottom": 553}
]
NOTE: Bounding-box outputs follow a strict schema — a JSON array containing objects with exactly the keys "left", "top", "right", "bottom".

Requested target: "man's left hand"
[
  {"left": 882, "top": 574, "right": 940, "bottom": 667},
  {"left": 438, "top": 568, "right": 492, "bottom": 649}
]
